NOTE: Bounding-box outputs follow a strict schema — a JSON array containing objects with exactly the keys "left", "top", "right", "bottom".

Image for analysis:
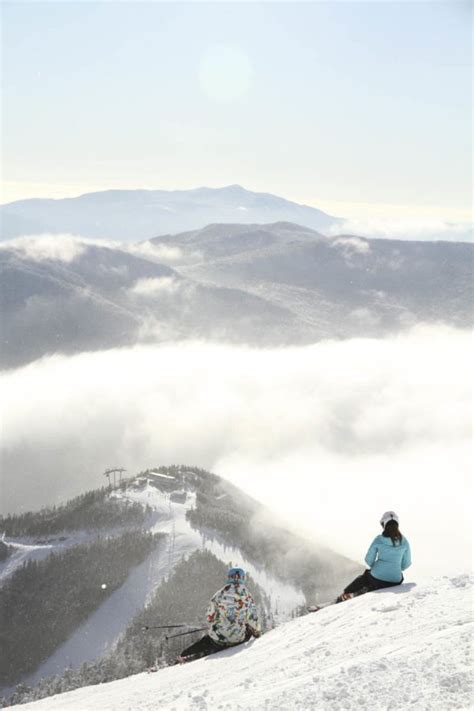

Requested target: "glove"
[{"left": 246, "top": 625, "right": 261, "bottom": 638}]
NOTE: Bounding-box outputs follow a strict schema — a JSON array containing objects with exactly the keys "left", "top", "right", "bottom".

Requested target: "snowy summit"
[{"left": 12, "top": 574, "right": 473, "bottom": 710}]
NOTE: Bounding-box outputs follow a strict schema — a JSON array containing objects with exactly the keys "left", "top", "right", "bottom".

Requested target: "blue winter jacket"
[{"left": 365, "top": 534, "right": 411, "bottom": 583}]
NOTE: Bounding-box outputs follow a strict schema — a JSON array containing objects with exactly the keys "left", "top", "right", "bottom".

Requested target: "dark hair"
[{"left": 382, "top": 519, "right": 403, "bottom": 545}]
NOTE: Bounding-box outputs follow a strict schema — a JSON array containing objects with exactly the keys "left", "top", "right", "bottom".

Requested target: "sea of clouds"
[{"left": 1, "top": 325, "right": 471, "bottom": 577}]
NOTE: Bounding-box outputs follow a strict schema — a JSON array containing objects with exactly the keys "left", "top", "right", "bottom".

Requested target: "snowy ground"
[{"left": 13, "top": 574, "right": 473, "bottom": 710}]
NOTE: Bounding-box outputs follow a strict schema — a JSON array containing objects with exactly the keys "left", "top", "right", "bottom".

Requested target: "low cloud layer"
[
  {"left": 129, "top": 276, "right": 181, "bottom": 296},
  {"left": 0, "top": 234, "right": 86, "bottom": 262},
  {"left": 1, "top": 326, "right": 471, "bottom": 577},
  {"left": 128, "top": 241, "right": 201, "bottom": 266},
  {"left": 0, "top": 233, "right": 200, "bottom": 267},
  {"left": 329, "top": 218, "right": 473, "bottom": 242},
  {"left": 332, "top": 236, "right": 371, "bottom": 254}
]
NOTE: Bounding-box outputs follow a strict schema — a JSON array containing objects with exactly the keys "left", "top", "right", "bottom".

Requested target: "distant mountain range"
[
  {"left": 0, "top": 185, "right": 342, "bottom": 241},
  {"left": 1, "top": 221, "right": 472, "bottom": 368}
]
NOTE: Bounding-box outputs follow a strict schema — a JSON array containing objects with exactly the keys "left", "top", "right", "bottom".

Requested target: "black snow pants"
[
  {"left": 180, "top": 635, "right": 225, "bottom": 660},
  {"left": 180, "top": 627, "right": 253, "bottom": 661},
  {"left": 344, "top": 569, "right": 403, "bottom": 596}
]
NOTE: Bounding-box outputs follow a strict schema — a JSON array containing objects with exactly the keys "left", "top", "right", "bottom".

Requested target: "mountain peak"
[{"left": 221, "top": 183, "right": 247, "bottom": 192}]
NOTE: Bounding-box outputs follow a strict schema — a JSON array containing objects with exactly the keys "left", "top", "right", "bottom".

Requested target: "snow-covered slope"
[{"left": 13, "top": 575, "right": 472, "bottom": 710}]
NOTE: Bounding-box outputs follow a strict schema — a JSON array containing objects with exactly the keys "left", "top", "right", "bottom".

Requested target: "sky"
[{"left": 1, "top": 0, "right": 472, "bottom": 220}]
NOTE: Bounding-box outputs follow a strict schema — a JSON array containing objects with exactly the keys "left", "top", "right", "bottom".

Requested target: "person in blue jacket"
[{"left": 337, "top": 511, "right": 411, "bottom": 602}]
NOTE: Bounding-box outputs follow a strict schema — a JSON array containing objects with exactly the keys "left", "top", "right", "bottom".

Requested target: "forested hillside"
[
  {"left": 0, "top": 542, "right": 12, "bottom": 562},
  {"left": 184, "top": 468, "right": 353, "bottom": 601},
  {"left": 0, "top": 487, "right": 150, "bottom": 537},
  {"left": 0, "top": 531, "right": 165, "bottom": 687}
]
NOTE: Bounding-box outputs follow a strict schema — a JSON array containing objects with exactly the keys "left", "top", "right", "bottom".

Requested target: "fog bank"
[{"left": 1, "top": 325, "right": 471, "bottom": 576}]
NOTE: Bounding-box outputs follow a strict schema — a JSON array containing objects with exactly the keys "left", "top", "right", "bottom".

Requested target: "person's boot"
[
  {"left": 335, "top": 592, "right": 353, "bottom": 603},
  {"left": 175, "top": 655, "right": 192, "bottom": 664}
]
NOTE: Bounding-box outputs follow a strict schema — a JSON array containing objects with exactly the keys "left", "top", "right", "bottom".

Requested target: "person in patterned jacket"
[{"left": 177, "top": 567, "right": 261, "bottom": 663}]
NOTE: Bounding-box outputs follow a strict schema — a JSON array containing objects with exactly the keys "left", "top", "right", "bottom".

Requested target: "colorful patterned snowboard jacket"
[{"left": 207, "top": 582, "right": 261, "bottom": 645}]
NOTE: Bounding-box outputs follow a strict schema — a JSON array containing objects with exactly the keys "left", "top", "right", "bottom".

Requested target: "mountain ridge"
[
  {"left": 0, "top": 186, "right": 341, "bottom": 242},
  {"left": 1, "top": 222, "right": 472, "bottom": 369}
]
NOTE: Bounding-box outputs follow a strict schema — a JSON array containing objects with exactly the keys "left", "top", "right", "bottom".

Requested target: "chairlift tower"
[{"left": 103, "top": 468, "right": 127, "bottom": 489}]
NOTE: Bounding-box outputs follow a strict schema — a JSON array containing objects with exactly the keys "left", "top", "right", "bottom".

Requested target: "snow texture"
[{"left": 12, "top": 574, "right": 473, "bottom": 710}]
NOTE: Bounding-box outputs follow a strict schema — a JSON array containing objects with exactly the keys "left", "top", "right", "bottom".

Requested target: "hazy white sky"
[{"left": 1, "top": 0, "right": 472, "bottom": 220}]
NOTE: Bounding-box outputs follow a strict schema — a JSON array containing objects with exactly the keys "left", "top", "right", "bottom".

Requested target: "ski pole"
[
  {"left": 142, "top": 624, "right": 201, "bottom": 631},
  {"left": 164, "top": 627, "right": 207, "bottom": 641}
]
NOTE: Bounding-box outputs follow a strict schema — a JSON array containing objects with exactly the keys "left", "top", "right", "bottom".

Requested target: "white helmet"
[{"left": 380, "top": 511, "right": 399, "bottom": 527}]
